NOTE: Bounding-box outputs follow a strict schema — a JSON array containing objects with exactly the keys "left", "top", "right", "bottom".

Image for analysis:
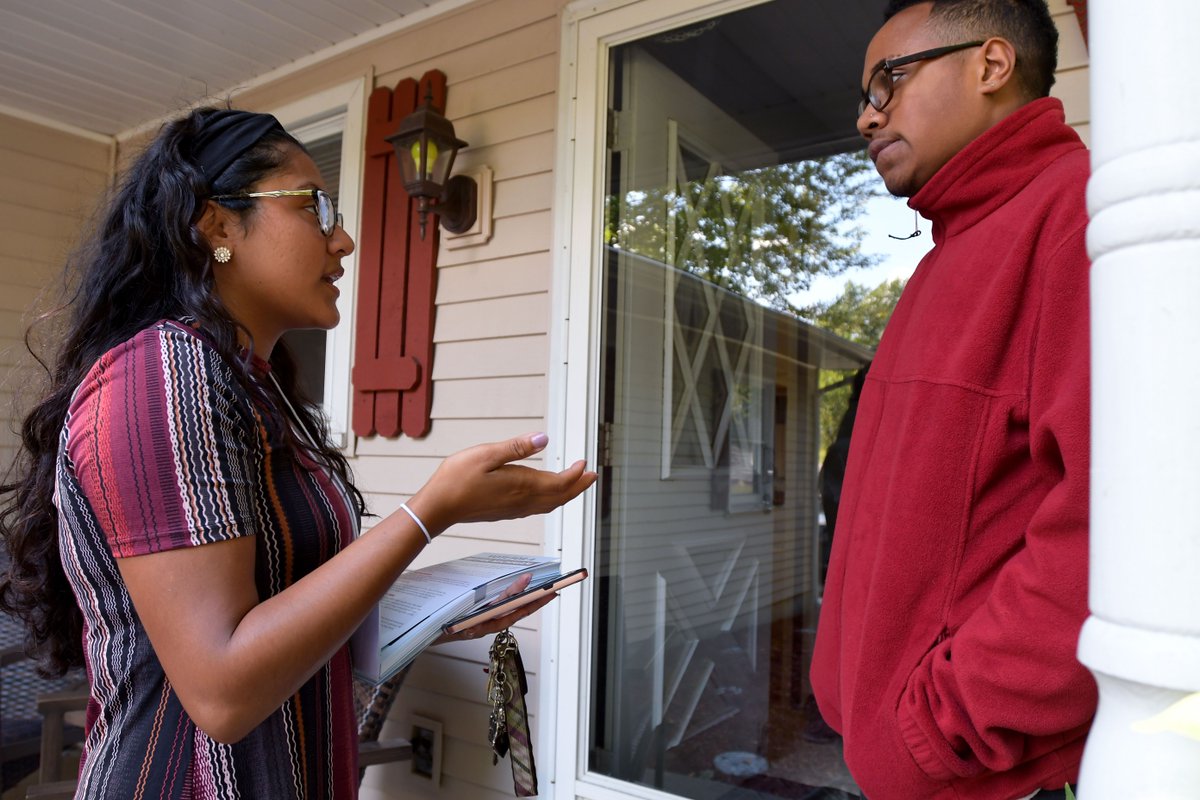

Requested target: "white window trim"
[
  {"left": 546, "top": 1, "right": 782, "bottom": 798},
  {"left": 268, "top": 76, "right": 369, "bottom": 450}
]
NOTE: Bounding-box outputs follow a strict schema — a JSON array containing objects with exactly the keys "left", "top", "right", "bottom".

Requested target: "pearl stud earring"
[{"left": 213, "top": 246, "right": 232, "bottom": 263}]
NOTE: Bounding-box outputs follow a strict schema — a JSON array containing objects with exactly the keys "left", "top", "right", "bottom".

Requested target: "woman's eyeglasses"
[
  {"left": 212, "top": 188, "right": 343, "bottom": 237},
  {"left": 858, "top": 41, "right": 985, "bottom": 117}
]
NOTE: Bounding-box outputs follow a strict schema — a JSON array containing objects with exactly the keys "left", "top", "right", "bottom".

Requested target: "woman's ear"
[
  {"left": 197, "top": 200, "right": 237, "bottom": 252},
  {"left": 978, "top": 36, "right": 1018, "bottom": 96}
]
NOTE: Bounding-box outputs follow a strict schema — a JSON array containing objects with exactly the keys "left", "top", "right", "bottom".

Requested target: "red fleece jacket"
[{"left": 810, "top": 98, "right": 1096, "bottom": 800}]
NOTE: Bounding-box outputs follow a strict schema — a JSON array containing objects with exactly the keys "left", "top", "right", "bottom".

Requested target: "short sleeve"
[{"left": 62, "top": 324, "right": 266, "bottom": 558}]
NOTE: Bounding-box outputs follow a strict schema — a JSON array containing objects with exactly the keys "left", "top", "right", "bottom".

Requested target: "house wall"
[
  {"left": 1050, "top": 0, "right": 1091, "bottom": 143},
  {"left": 0, "top": 113, "right": 111, "bottom": 472}
]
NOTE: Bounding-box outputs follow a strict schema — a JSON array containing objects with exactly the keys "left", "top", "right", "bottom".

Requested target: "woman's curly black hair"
[{"left": 0, "top": 106, "right": 366, "bottom": 676}]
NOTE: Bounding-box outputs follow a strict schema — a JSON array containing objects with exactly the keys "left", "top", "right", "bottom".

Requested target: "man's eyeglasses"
[
  {"left": 858, "top": 41, "right": 985, "bottom": 117},
  {"left": 212, "top": 189, "right": 343, "bottom": 237}
]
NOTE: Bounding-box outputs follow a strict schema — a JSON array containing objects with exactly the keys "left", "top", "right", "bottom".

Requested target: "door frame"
[{"left": 546, "top": 1, "right": 780, "bottom": 798}]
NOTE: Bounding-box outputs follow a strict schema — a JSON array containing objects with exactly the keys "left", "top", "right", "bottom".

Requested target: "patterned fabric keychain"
[{"left": 487, "top": 629, "right": 538, "bottom": 796}]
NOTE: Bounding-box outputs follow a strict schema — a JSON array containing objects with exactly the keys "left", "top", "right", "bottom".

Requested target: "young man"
[{"left": 810, "top": 2, "right": 1095, "bottom": 799}]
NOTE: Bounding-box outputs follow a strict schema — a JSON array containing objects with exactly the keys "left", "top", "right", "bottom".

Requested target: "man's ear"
[
  {"left": 977, "top": 36, "right": 1018, "bottom": 97},
  {"left": 197, "top": 200, "right": 238, "bottom": 251}
]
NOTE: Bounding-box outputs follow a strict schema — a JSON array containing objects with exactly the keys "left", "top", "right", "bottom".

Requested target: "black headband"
[{"left": 192, "top": 110, "right": 287, "bottom": 184}]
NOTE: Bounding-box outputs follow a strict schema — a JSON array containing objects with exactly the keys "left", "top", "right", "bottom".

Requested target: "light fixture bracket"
[{"left": 386, "top": 90, "right": 475, "bottom": 239}]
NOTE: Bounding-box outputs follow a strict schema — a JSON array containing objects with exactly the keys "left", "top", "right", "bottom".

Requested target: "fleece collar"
[{"left": 909, "top": 97, "right": 1086, "bottom": 239}]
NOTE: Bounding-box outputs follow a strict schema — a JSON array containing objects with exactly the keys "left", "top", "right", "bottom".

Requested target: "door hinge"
[{"left": 599, "top": 421, "right": 614, "bottom": 467}]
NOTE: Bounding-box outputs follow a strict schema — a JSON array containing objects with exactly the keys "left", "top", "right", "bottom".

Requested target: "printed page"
[{"left": 377, "top": 553, "right": 558, "bottom": 646}]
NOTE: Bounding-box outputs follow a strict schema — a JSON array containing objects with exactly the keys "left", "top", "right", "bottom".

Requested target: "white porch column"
[{"left": 1078, "top": 0, "right": 1200, "bottom": 796}]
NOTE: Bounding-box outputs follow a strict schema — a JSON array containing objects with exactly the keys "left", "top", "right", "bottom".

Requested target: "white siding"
[
  {"left": 1049, "top": 0, "right": 1091, "bottom": 141},
  {"left": 364, "top": 6, "right": 564, "bottom": 793},
  {"left": 0, "top": 113, "right": 111, "bottom": 473}
]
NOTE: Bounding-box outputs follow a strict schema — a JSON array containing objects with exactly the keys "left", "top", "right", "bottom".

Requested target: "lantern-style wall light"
[{"left": 385, "top": 89, "right": 478, "bottom": 240}]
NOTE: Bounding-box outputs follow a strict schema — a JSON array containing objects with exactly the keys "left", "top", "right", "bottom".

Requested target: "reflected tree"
[
  {"left": 813, "top": 278, "right": 906, "bottom": 458},
  {"left": 606, "top": 146, "right": 907, "bottom": 458},
  {"left": 608, "top": 150, "right": 882, "bottom": 312}
]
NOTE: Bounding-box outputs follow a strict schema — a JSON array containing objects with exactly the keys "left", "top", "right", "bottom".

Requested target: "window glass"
[{"left": 281, "top": 131, "right": 341, "bottom": 406}]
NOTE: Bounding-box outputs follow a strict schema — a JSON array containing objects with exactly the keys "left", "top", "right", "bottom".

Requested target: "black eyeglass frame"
[
  {"left": 211, "top": 188, "right": 344, "bottom": 237},
  {"left": 858, "top": 41, "right": 986, "bottom": 117}
]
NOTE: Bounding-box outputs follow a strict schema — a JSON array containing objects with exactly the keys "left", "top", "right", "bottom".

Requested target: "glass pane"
[
  {"left": 281, "top": 132, "right": 341, "bottom": 404},
  {"left": 589, "top": 2, "right": 930, "bottom": 798}
]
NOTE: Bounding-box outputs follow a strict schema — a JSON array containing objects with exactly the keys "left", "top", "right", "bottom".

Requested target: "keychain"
[
  {"left": 486, "top": 630, "right": 514, "bottom": 761},
  {"left": 486, "top": 629, "right": 537, "bottom": 796}
]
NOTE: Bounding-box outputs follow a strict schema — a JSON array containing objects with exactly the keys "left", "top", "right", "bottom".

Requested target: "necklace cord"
[{"left": 267, "top": 370, "right": 322, "bottom": 451}]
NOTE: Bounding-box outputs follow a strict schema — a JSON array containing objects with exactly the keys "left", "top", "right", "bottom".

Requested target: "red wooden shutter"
[{"left": 352, "top": 70, "right": 448, "bottom": 438}]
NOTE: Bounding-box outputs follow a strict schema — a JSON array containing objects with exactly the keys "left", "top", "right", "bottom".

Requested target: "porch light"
[{"left": 385, "top": 89, "right": 477, "bottom": 240}]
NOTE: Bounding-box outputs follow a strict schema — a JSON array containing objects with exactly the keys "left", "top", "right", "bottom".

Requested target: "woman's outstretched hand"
[{"left": 407, "top": 433, "right": 597, "bottom": 537}]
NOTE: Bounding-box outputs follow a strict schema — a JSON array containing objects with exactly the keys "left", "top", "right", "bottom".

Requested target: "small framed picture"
[{"left": 410, "top": 715, "right": 443, "bottom": 786}]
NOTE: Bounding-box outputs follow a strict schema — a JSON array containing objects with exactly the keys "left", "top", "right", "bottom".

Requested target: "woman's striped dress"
[{"left": 54, "top": 320, "right": 360, "bottom": 799}]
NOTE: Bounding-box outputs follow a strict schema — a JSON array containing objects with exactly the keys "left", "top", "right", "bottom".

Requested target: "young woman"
[{"left": 0, "top": 107, "right": 595, "bottom": 798}]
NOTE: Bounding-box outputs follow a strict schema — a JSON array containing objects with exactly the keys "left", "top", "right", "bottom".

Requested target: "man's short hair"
[{"left": 883, "top": 0, "right": 1059, "bottom": 99}]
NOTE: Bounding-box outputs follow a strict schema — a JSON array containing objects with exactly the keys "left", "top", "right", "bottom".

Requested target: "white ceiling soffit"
[{"left": 0, "top": 0, "right": 461, "bottom": 139}]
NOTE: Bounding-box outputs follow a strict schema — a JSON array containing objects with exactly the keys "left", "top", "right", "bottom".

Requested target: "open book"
[{"left": 351, "top": 552, "right": 566, "bottom": 684}]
